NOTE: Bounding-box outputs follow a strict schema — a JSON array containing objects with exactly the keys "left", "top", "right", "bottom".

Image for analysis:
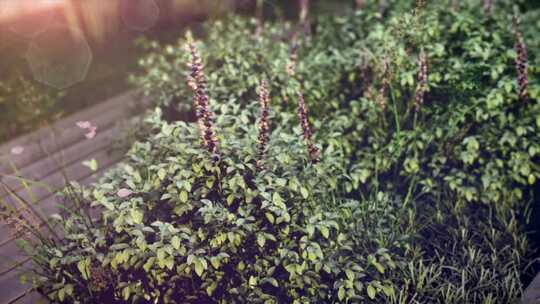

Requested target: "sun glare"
[{"left": 0, "top": 0, "right": 66, "bottom": 22}]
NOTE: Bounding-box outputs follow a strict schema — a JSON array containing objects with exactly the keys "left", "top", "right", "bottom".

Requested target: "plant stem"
[{"left": 389, "top": 85, "right": 402, "bottom": 155}]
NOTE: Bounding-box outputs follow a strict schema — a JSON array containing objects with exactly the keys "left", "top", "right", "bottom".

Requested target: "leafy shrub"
[
  {"left": 0, "top": 73, "right": 63, "bottom": 141},
  {"left": 130, "top": 0, "right": 540, "bottom": 300},
  {"left": 129, "top": 14, "right": 363, "bottom": 117},
  {"left": 19, "top": 43, "right": 411, "bottom": 303}
]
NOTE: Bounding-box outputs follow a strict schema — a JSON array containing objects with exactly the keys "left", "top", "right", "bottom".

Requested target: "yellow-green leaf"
[
  {"left": 300, "top": 187, "right": 309, "bottom": 199},
  {"left": 249, "top": 276, "right": 257, "bottom": 287},
  {"left": 367, "top": 284, "right": 376, "bottom": 299},
  {"left": 180, "top": 190, "right": 188, "bottom": 203},
  {"left": 171, "top": 236, "right": 180, "bottom": 250}
]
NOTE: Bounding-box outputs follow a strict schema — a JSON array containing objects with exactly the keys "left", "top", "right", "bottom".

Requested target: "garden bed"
[{"left": 1, "top": 1, "right": 539, "bottom": 303}]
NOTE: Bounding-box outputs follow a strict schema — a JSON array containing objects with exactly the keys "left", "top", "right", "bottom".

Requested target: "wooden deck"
[{"left": 0, "top": 90, "right": 152, "bottom": 304}]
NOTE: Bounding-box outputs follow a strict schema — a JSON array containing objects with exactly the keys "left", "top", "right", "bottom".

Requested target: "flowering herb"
[
  {"left": 187, "top": 41, "right": 220, "bottom": 160},
  {"left": 256, "top": 80, "right": 270, "bottom": 170},
  {"left": 297, "top": 92, "right": 320, "bottom": 163},
  {"left": 286, "top": 37, "right": 300, "bottom": 77},
  {"left": 415, "top": 48, "right": 428, "bottom": 112},
  {"left": 513, "top": 18, "right": 528, "bottom": 102}
]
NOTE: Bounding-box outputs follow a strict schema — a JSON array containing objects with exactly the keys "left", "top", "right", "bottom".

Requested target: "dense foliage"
[
  {"left": 0, "top": 73, "right": 63, "bottom": 141},
  {"left": 18, "top": 69, "right": 414, "bottom": 303},
  {"left": 12, "top": 0, "right": 540, "bottom": 303}
]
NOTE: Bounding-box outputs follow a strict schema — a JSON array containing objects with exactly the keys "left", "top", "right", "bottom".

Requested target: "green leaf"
[
  {"left": 227, "top": 194, "right": 235, "bottom": 205},
  {"left": 381, "top": 285, "right": 395, "bottom": 297},
  {"left": 130, "top": 209, "right": 143, "bottom": 224},
  {"left": 249, "top": 276, "right": 257, "bottom": 287},
  {"left": 82, "top": 159, "right": 98, "bottom": 172},
  {"left": 367, "top": 284, "right": 376, "bottom": 299},
  {"left": 58, "top": 287, "right": 66, "bottom": 302},
  {"left": 143, "top": 257, "right": 155, "bottom": 272},
  {"left": 123, "top": 286, "right": 130, "bottom": 301},
  {"left": 180, "top": 191, "right": 188, "bottom": 203},
  {"left": 210, "top": 257, "right": 220, "bottom": 269},
  {"left": 320, "top": 226, "right": 329, "bottom": 239},
  {"left": 372, "top": 261, "right": 385, "bottom": 274},
  {"left": 338, "top": 286, "right": 346, "bottom": 301},
  {"left": 164, "top": 257, "right": 174, "bottom": 270},
  {"left": 265, "top": 212, "right": 275, "bottom": 224},
  {"left": 158, "top": 168, "right": 167, "bottom": 181},
  {"left": 257, "top": 234, "right": 266, "bottom": 247},
  {"left": 300, "top": 187, "right": 309, "bottom": 199},
  {"left": 157, "top": 248, "right": 166, "bottom": 267},
  {"left": 194, "top": 258, "right": 206, "bottom": 277},
  {"left": 171, "top": 236, "right": 180, "bottom": 250},
  {"left": 345, "top": 269, "right": 355, "bottom": 281},
  {"left": 306, "top": 225, "right": 315, "bottom": 237},
  {"left": 206, "top": 282, "right": 217, "bottom": 296},
  {"left": 272, "top": 192, "right": 284, "bottom": 208},
  {"left": 77, "top": 259, "right": 90, "bottom": 280}
]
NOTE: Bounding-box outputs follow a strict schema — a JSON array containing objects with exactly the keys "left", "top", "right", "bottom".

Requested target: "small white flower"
[
  {"left": 11, "top": 146, "right": 24, "bottom": 155},
  {"left": 117, "top": 188, "right": 132, "bottom": 198}
]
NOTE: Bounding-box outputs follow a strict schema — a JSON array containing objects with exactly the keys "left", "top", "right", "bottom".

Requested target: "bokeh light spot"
[
  {"left": 120, "top": 0, "right": 159, "bottom": 31},
  {"left": 2, "top": 0, "right": 60, "bottom": 38},
  {"left": 26, "top": 26, "right": 92, "bottom": 89}
]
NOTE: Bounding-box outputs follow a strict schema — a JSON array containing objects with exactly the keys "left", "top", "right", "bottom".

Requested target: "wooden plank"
[
  {"left": 0, "top": 260, "right": 33, "bottom": 304},
  {"left": 33, "top": 150, "right": 124, "bottom": 222},
  {"left": 522, "top": 272, "right": 540, "bottom": 304},
  {"left": 0, "top": 157, "right": 123, "bottom": 279},
  {"left": 0, "top": 143, "right": 122, "bottom": 213},
  {"left": 0, "top": 89, "right": 143, "bottom": 154},
  {"left": 0, "top": 159, "right": 119, "bottom": 273},
  {"left": 0, "top": 161, "right": 121, "bottom": 304},
  {"left": 0, "top": 90, "right": 150, "bottom": 176},
  {"left": 0, "top": 150, "right": 124, "bottom": 247},
  {"left": 0, "top": 241, "right": 28, "bottom": 276},
  {"left": 0, "top": 125, "right": 119, "bottom": 199},
  {"left": 11, "top": 290, "right": 48, "bottom": 304}
]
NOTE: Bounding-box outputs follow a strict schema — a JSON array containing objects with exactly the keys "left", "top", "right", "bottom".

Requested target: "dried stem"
[{"left": 1, "top": 181, "right": 60, "bottom": 242}]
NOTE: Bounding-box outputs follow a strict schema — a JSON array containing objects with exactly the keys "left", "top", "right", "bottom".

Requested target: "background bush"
[{"left": 0, "top": 73, "right": 63, "bottom": 141}]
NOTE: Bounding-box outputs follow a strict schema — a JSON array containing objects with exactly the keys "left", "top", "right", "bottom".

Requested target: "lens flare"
[
  {"left": 120, "top": 0, "right": 159, "bottom": 31},
  {"left": 26, "top": 26, "right": 92, "bottom": 89},
  {"left": 1, "top": 0, "right": 62, "bottom": 38}
]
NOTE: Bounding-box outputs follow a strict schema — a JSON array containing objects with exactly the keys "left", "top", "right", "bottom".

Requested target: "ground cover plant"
[{"left": 5, "top": 0, "right": 540, "bottom": 303}]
